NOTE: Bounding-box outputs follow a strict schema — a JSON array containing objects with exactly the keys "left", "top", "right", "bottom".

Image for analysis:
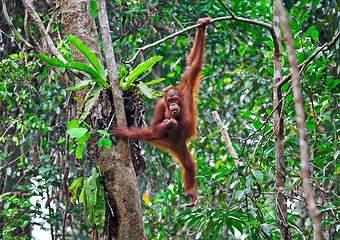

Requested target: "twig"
[
  {"left": 217, "top": 0, "right": 236, "bottom": 18},
  {"left": 212, "top": 111, "right": 238, "bottom": 166}
]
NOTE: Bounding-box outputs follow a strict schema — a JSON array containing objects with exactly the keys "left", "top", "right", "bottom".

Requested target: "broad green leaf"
[
  {"left": 266, "top": 67, "right": 274, "bottom": 74},
  {"left": 252, "top": 119, "right": 262, "bottom": 130},
  {"left": 69, "top": 177, "right": 86, "bottom": 190},
  {"left": 79, "top": 182, "right": 87, "bottom": 203},
  {"left": 57, "top": 138, "right": 66, "bottom": 144},
  {"left": 77, "top": 133, "right": 90, "bottom": 144},
  {"left": 68, "top": 119, "right": 80, "bottom": 129},
  {"left": 306, "top": 120, "right": 315, "bottom": 131},
  {"left": 289, "top": 20, "right": 299, "bottom": 31},
  {"left": 123, "top": 56, "right": 163, "bottom": 90},
  {"left": 144, "top": 78, "right": 165, "bottom": 86},
  {"left": 80, "top": 85, "right": 103, "bottom": 121},
  {"left": 37, "top": 53, "right": 66, "bottom": 67},
  {"left": 230, "top": 216, "right": 244, "bottom": 234},
  {"left": 137, "top": 82, "right": 155, "bottom": 98},
  {"left": 304, "top": 26, "right": 316, "bottom": 39},
  {"left": 312, "top": 0, "right": 320, "bottom": 9},
  {"left": 266, "top": 40, "right": 274, "bottom": 49},
  {"left": 37, "top": 53, "right": 107, "bottom": 87},
  {"left": 312, "top": 30, "right": 319, "bottom": 42},
  {"left": 330, "top": 79, "right": 340, "bottom": 89},
  {"left": 69, "top": 177, "right": 86, "bottom": 203},
  {"left": 212, "top": 222, "right": 222, "bottom": 239},
  {"left": 76, "top": 144, "right": 85, "bottom": 159},
  {"left": 69, "top": 35, "right": 105, "bottom": 78},
  {"left": 68, "top": 127, "right": 88, "bottom": 138},
  {"left": 253, "top": 169, "right": 264, "bottom": 182},
  {"left": 67, "top": 80, "right": 93, "bottom": 91},
  {"left": 98, "top": 138, "right": 112, "bottom": 150},
  {"left": 97, "top": 130, "right": 110, "bottom": 136},
  {"left": 68, "top": 62, "right": 107, "bottom": 87},
  {"left": 319, "top": 204, "right": 336, "bottom": 212}
]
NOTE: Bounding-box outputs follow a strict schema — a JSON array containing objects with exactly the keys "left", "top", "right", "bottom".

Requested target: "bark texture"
[{"left": 273, "top": 2, "right": 290, "bottom": 239}]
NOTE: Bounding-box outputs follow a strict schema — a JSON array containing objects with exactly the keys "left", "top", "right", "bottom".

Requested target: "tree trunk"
[
  {"left": 60, "top": 0, "right": 145, "bottom": 239},
  {"left": 273, "top": 2, "right": 290, "bottom": 239}
]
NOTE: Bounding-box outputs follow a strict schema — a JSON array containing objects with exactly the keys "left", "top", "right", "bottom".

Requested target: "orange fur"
[{"left": 114, "top": 18, "right": 210, "bottom": 206}]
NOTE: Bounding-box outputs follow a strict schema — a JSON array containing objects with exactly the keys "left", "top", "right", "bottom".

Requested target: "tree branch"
[
  {"left": 22, "top": 0, "right": 67, "bottom": 63},
  {"left": 212, "top": 111, "right": 239, "bottom": 166},
  {"left": 121, "top": 13, "right": 279, "bottom": 63},
  {"left": 2, "top": 0, "right": 33, "bottom": 48},
  {"left": 217, "top": 0, "right": 236, "bottom": 18},
  {"left": 275, "top": 1, "right": 323, "bottom": 239}
]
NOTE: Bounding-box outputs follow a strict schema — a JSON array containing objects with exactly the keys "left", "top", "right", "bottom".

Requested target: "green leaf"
[
  {"left": 69, "top": 177, "right": 86, "bottom": 203},
  {"left": 57, "top": 138, "right": 66, "bottom": 144},
  {"left": 37, "top": 53, "right": 66, "bottom": 67},
  {"left": 79, "top": 181, "right": 87, "bottom": 203},
  {"left": 298, "top": 0, "right": 309, "bottom": 8},
  {"left": 122, "top": 56, "right": 163, "bottom": 90},
  {"left": 98, "top": 138, "right": 112, "bottom": 150},
  {"left": 37, "top": 53, "right": 107, "bottom": 87},
  {"left": 266, "top": 40, "right": 274, "bottom": 49},
  {"left": 68, "top": 62, "right": 107, "bottom": 87},
  {"left": 67, "top": 80, "right": 93, "bottom": 91},
  {"left": 253, "top": 170, "right": 264, "bottom": 182},
  {"left": 80, "top": 85, "right": 103, "bottom": 121},
  {"left": 304, "top": 26, "right": 316, "bottom": 39},
  {"left": 305, "top": 120, "right": 315, "bottom": 131},
  {"left": 97, "top": 130, "right": 110, "bottom": 136},
  {"left": 212, "top": 222, "right": 222, "bottom": 239},
  {"left": 69, "top": 177, "right": 86, "bottom": 190},
  {"left": 68, "top": 120, "right": 80, "bottom": 129},
  {"left": 266, "top": 67, "right": 274, "bottom": 74},
  {"left": 289, "top": 20, "right": 299, "bottom": 31},
  {"left": 68, "top": 127, "right": 88, "bottom": 138},
  {"left": 329, "top": 79, "right": 340, "bottom": 89},
  {"left": 77, "top": 133, "right": 90, "bottom": 144},
  {"left": 252, "top": 119, "right": 262, "bottom": 130},
  {"left": 312, "top": 0, "right": 320, "bottom": 9},
  {"left": 311, "top": 30, "right": 319, "bottom": 42},
  {"left": 76, "top": 144, "right": 85, "bottom": 159},
  {"left": 137, "top": 82, "right": 155, "bottom": 98},
  {"left": 319, "top": 204, "right": 336, "bottom": 212},
  {"left": 144, "top": 78, "right": 165, "bottom": 86},
  {"left": 69, "top": 35, "right": 105, "bottom": 79}
]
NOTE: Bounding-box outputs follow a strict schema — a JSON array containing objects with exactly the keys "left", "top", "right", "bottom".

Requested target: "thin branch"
[
  {"left": 217, "top": 0, "right": 236, "bottom": 18},
  {"left": 46, "top": 5, "right": 60, "bottom": 33},
  {"left": 278, "top": 31, "right": 340, "bottom": 88},
  {"left": 212, "top": 111, "right": 239, "bottom": 166},
  {"left": 22, "top": 0, "right": 67, "bottom": 63},
  {"left": 24, "top": 9, "right": 43, "bottom": 53},
  {"left": 2, "top": 0, "right": 33, "bottom": 48},
  {"left": 122, "top": 14, "right": 279, "bottom": 64}
]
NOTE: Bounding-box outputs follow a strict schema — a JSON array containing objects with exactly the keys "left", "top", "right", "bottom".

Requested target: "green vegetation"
[{"left": 0, "top": 0, "right": 338, "bottom": 239}]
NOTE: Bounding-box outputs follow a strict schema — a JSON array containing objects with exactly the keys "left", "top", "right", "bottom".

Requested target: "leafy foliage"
[{"left": 0, "top": 0, "right": 339, "bottom": 239}]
